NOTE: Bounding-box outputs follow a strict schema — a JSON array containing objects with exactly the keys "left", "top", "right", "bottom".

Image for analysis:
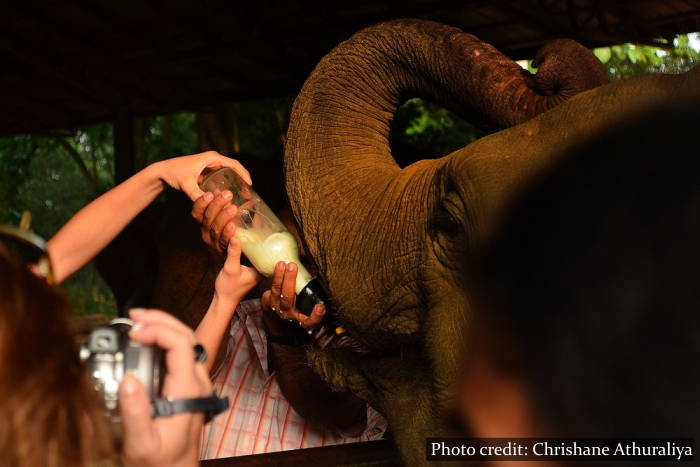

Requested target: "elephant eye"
[
  {"left": 433, "top": 202, "right": 461, "bottom": 235},
  {"left": 429, "top": 166, "right": 470, "bottom": 267},
  {"left": 430, "top": 195, "right": 468, "bottom": 270},
  {"left": 430, "top": 192, "right": 467, "bottom": 246}
]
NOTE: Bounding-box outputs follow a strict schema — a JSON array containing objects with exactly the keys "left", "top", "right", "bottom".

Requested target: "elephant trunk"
[{"left": 285, "top": 19, "right": 606, "bottom": 342}]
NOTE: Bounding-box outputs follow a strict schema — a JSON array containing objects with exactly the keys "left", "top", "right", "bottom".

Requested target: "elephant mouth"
[{"left": 314, "top": 324, "right": 370, "bottom": 353}]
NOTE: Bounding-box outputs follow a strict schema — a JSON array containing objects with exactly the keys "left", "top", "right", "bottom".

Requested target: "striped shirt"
[{"left": 199, "top": 299, "right": 387, "bottom": 459}]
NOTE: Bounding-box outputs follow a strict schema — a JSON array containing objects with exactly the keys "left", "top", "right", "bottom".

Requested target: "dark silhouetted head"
[{"left": 465, "top": 99, "right": 700, "bottom": 451}]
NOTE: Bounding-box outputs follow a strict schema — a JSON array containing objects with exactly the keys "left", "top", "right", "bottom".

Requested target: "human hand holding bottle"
[
  {"left": 191, "top": 189, "right": 239, "bottom": 258},
  {"left": 261, "top": 261, "right": 326, "bottom": 332},
  {"left": 47, "top": 151, "right": 250, "bottom": 283},
  {"left": 156, "top": 151, "right": 251, "bottom": 201}
]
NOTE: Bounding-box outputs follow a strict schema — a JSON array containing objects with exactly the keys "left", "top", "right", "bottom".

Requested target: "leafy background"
[{"left": 1, "top": 33, "right": 698, "bottom": 317}]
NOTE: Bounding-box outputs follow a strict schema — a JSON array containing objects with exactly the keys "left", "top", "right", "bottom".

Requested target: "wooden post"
[{"left": 114, "top": 108, "right": 135, "bottom": 184}]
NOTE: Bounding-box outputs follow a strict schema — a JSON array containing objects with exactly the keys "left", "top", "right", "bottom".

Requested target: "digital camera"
[{"left": 80, "top": 318, "right": 164, "bottom": 422}]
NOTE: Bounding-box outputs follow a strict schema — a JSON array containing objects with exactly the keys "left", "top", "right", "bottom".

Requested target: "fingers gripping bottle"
[{"left": 199, "top": 168, "right": 328, "bottom": 318}]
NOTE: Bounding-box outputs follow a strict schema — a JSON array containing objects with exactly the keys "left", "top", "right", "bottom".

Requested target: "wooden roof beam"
[{"left": 0, "top": 38, "right": 108, "bottom": 108}]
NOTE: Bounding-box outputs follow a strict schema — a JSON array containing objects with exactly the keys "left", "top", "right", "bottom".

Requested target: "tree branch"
[{"left": 57, "top": 138, "right": 100, "bottom": 192}]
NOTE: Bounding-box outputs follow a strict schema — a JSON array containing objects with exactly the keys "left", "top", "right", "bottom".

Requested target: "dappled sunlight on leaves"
[
  {"left": 593, "top": 33, "right": 700, "bottom": 80},
  {"left": 389, "top": 98, "right": 482, "bottom": 168}
]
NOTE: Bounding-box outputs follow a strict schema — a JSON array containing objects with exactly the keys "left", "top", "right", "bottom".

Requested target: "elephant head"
[{"left": 284, "top": 19, "right": 700, "bottom": 464}]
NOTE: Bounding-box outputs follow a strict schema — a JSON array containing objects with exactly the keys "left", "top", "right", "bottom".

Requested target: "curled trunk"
[{"left": 285, "top": 19, "right": 607, "bottom": 342}]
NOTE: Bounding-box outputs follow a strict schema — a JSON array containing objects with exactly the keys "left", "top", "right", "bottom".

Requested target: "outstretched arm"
[
  {"left": 47, "top": 151, "right": 250, "bottom": 284},
  {"left": 195, "top": 234, "right": 261, "bottom": 374}
]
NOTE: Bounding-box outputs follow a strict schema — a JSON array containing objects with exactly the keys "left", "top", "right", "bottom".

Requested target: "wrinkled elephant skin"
[{"left": 284, "top": 19, "right": 700, "bottom": 465}]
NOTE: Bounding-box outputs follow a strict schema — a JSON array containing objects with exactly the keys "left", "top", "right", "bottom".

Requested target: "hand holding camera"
[
  {"left": 82, "top": 309, "right": 223, "bottom": 467},
  {"left": 120, "top": 309, "right": 212, "bottom": 467}
]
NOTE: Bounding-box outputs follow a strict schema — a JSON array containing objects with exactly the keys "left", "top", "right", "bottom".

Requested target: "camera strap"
[{"left": 152, "top": 391, "right": 229, "bottom": 423}]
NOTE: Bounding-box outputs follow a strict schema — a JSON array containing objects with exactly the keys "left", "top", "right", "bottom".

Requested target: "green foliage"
[
  {"left": 0, "top": 124, "right": 117, "bottom": 316},
  {"left": 134, "top": 113, "right": 199, "bottom": 170},
  {"left": 593, "top": 33, "right": 700, "bottom": 80},
  {"left": 0, "top": 135, "right": 39, "bottom": 224},
  {"left": 236, "top": 97, "right": 295, "bottom": 158},
  {"left": 0, "top": 124, "right": 115, "bottom": 229},
  {"left": 390, "top": 98, "right": 483, "bottom": 166}
]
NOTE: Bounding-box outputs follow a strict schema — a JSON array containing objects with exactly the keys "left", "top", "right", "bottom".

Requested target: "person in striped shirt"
[{"left": 191, "top": 195, "right": 387, "bottom": 459}]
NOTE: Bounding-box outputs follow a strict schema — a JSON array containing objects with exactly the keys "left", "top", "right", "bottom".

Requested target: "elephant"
[{"left": 282, "top": 18, "right": 700, "bottom": 465}]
